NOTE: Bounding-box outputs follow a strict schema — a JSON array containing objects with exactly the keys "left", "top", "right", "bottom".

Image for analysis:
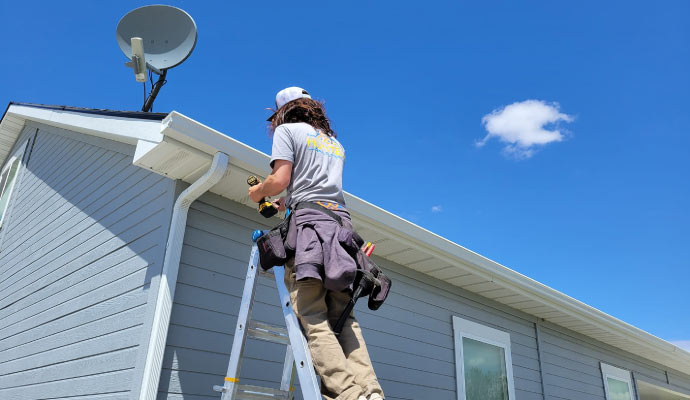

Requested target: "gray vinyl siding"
[
  {"left": 0, "top": 123, "right": 175, "bottom": 400},
  {"left": 538, "top": 322, "right": 690, "bottom": 400}
]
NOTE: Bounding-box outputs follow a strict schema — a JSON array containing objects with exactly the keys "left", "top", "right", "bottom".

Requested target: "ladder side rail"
[
  {"left": 220, "top": 244, "right": 262, "bottom": 399},
  {"left": 273, "top": 266, "right": 322, "bottom": 399}
]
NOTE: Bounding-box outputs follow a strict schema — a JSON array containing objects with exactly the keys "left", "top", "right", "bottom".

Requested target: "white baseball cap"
[{"left": 267, "top": 87, "right": 311, "bottom": 121}]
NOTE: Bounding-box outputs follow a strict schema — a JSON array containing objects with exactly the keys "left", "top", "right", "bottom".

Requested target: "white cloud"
[
  {"left": 478, "top": 100, "right": 574, "bottom": 159},
  {"left": 671, "top": 340, "right": 690, "bottom": 353},
  {"left": 431, "top": 205, "right": 443, "bottom": 213}
]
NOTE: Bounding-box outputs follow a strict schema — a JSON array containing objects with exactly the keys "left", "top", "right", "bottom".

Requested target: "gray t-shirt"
[{"left": 270, "top": 122, "right": 346, "bottom": 208}]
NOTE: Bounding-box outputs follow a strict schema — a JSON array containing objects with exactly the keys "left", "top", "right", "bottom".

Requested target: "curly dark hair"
[{"left": 269, "top": 97, "right": 336, "bottom": 137}]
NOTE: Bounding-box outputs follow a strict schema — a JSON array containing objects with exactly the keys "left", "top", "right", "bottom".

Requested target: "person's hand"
[
  {"left": 273, "top": 197, "right": 287, "bottom": 211},
  {"left": 248, "top": 184, "right": 264, "bottom": 203}
]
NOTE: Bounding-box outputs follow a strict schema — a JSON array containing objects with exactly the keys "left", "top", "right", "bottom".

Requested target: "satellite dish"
[
  {"left": 116, "top": 5, "right": 197, "bottom": 111},
  {"left": 117, "top": 5, "right": 197, "bottom": 71}
]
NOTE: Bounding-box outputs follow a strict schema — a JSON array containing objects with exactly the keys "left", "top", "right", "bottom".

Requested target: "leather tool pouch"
[
  {"left": 354, "top": 249, "right": 392, "bottom": 310},
  {"left": 256, "top": 213, "right": 292, "bottom": 270},
  {"left": 336, "top": 220, "right": 392, "bottom": 310}
]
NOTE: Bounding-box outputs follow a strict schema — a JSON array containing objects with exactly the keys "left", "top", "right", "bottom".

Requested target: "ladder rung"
[
  {"left": 236, "top": 384, "right": 291, "bottom": 400},
  {"left": 247, "top": 320, "right": 290, "bottom": 345}
]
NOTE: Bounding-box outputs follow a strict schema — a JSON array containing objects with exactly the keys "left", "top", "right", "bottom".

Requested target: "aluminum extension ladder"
[{"left": 213, "top": 231, "right": 321, "bottom": 400}]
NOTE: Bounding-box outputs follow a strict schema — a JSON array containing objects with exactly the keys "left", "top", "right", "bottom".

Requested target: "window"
[
  {"left": 452, "top": 316, "right": 516, "bottom": 400},
  {"left": 0, "top": 157, "right": 21, "bottom": 229},
  {"left": 601, "top": 363, "right": 635, "bottom": 400}
]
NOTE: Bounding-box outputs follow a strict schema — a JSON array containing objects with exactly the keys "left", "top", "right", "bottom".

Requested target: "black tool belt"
[
  {"left": 256, "top": 201, "right": 392, "bottom": 318},
  {"left": 255, "top": 213, "right": 292, "bottom": 270},
  {"left": 293, "top": 202, "right": 392, "bottom": 314}
]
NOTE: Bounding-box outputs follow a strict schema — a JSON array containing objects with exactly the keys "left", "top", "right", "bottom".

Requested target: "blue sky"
[{"left": 1, "top": 1, "right": 688, "bottom": 345}]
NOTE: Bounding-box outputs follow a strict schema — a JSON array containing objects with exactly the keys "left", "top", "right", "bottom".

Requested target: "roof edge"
[
  {"left": 4, "top": 103, "right": 165, "bottom": 146},
  {"left": 8, "top": 102, "right": 169, "bottom": 121}
]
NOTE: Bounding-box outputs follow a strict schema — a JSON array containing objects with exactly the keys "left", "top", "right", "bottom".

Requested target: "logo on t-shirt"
[
  {"left": 306, "top": 132, "right": 345, "bottom": 160},
  {"left": 316, "top": 201, "right": 345, "bottom": 210}
]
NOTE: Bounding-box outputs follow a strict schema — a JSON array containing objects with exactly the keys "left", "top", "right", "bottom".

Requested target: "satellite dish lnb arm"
[{"left": 142, "top": 69, "right": 167, "bottom": 112}]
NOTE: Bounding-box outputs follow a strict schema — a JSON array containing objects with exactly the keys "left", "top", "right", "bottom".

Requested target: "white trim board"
[{"left": 0, "top": 104, "right": 162, "bottom": 167}]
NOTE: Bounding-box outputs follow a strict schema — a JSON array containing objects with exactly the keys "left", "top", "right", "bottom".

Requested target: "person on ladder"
[{"left": 248, "top": 87, "right": 385, "bottom": 400}]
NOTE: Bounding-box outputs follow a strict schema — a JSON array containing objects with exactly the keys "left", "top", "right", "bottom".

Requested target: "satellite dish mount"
[{"left": 116, "top": 5, "right": 197, "bottom": 112}]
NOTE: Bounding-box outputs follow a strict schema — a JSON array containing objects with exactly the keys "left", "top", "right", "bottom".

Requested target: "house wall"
[
  {"left": 0, "top": 122, "right": 176, "bottom": 400},
  {"left": 538, "top": 320, "right": 690, "bottom": 400},
  {"left": 158, "top": 191, "right": 690, "bottom": 400}
]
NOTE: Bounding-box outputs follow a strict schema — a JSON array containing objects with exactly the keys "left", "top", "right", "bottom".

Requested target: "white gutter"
[{"left": 138, "top": 151, "right": 229, "bottom": 400}]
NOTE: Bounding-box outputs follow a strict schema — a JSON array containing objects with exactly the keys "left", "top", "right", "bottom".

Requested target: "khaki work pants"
[{"left": 284, "top": 260, "right": 384, "bottom": 400}]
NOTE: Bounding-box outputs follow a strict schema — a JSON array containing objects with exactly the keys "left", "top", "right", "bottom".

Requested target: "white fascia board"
[{"left": 6, "top": 105, "right": 163, "bottom": 145}]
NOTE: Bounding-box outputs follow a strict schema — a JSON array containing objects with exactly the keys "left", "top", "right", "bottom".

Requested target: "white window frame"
[
  {"left": 600, "top": 362, "right": 635, "bottom": 400},
  {"left": 0, "top": 155, "right": 22, "bottom": 229},
  {"left": 452, "top": 315, "right": 516, "bottom": 400}
]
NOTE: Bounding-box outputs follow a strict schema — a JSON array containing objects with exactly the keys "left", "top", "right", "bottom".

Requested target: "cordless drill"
[{"left": 247, "top": 175, "right": 278, "bottom": 218}]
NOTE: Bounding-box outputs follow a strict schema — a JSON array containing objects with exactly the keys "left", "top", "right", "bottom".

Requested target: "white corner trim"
[
  {"left": 138, "top": 151, "right": 229, "bottom": 400},
  {"left": 0, "top": 138, "right": 30, "bottom": 247}
]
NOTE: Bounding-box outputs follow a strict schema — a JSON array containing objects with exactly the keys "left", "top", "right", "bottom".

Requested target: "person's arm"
[{"left": 248, "top": 160, "right": 292, "bottom": 202}]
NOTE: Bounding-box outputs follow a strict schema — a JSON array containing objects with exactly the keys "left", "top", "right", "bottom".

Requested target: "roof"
[
  {"left": 3, "top": 102, "right": 169, "bottom": 120},
  {"left": 0, "top": 102, "right": 166, "bottom": 167},
  {"left": 2, "top": 103, "right": 689, "bottom": 375}
]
